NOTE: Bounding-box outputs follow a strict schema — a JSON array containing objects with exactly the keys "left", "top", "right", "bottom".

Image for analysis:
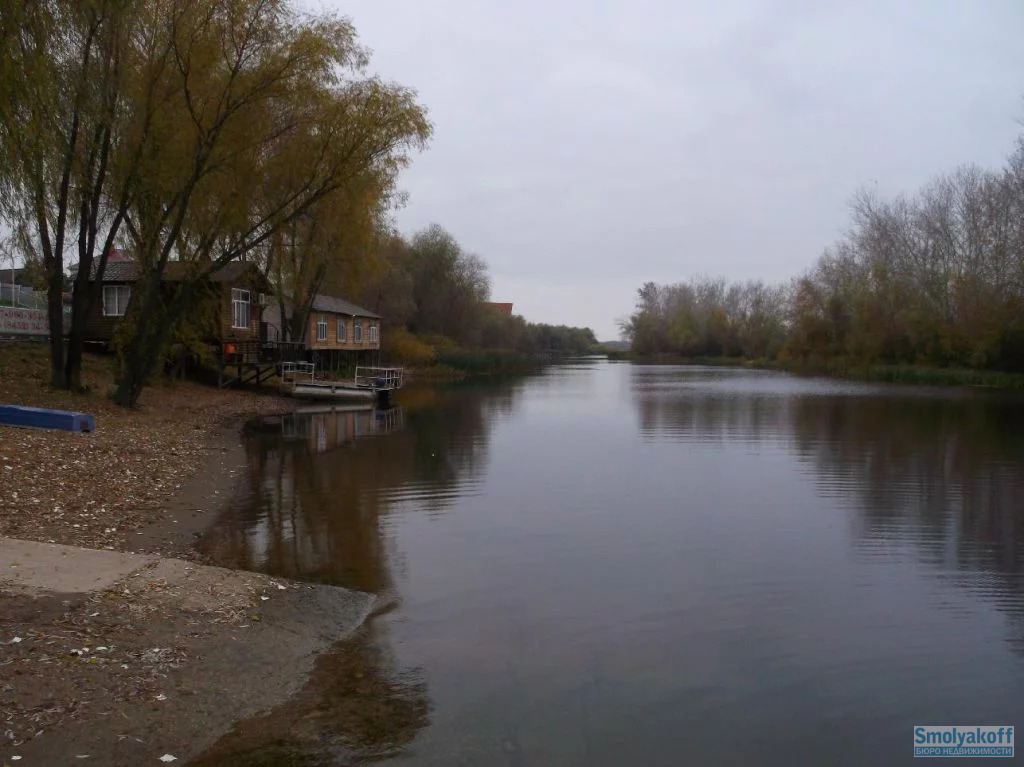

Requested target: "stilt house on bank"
[{"left": 262, "top": 294, "right": 382, "bottom": 370}]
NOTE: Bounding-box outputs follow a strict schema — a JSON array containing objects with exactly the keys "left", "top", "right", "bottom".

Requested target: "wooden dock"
[{"left": 282, "top": 364, "right": 404, "bottom": 405}]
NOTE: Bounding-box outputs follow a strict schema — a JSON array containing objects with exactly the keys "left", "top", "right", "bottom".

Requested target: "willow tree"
[
  {"left": 267, "top": 177, "right": 387, "bottom": 344},
  {"left": 262, "top": 127, "right": 412, "bottom": 345},
  {"left": 110, "top": 0, "right": 429, "bottom": 406},
  {"left": 1, "top": 0, "right": 108, "bottom": 388},
  {"left": 0, "top": 0, "right": 177, "bottom": 390}
]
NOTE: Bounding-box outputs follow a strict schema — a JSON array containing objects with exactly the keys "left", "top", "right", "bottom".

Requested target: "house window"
[
  {"left": 337, "top": 317, "right": 346, "bottom": 343},
  {"left": 369, "top": 323, "right": 378, "bottom": 342},
  {"left": 354, "top": 319, "right": 363, "bottom": 342},
  {"left": 102, "top": 285, "right": 131, "bottom": 317},
  {"left": 317, "top": 314, "right": 328, "bottom": 341},
  {"left": 231, "top": 288, "right": 251, "bottom": 329}
]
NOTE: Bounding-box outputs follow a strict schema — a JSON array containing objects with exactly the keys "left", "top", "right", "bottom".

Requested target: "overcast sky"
[{"left": 318, "top": 0, "right": 1024, "bottom": 339}]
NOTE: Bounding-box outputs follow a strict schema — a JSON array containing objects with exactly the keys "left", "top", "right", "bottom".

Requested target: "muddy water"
[{"left": 197, "top": 361, "right": 1024, "bottom": 766}]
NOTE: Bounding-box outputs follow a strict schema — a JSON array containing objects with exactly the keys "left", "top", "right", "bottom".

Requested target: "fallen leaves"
[
  {"left": 0, "top": 344, "right": 289, "bottom": 551},
  {"left": 0, "top": 345, "right": 293, "bottom": 759}
]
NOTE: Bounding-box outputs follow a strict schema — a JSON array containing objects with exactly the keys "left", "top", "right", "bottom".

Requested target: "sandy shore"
[
  {"left": 0, "top": 344, "right": 386, "bottom": 765},
  {"left": 0, "top": 343, "right": 293, "bottom": 555}
]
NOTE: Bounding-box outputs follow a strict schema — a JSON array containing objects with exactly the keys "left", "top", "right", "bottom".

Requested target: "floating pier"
[{"left": 282, "top": 364, "right": 404, "bottom": 405}]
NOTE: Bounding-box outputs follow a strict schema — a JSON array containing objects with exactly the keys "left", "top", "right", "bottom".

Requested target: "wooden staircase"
[{"left": 216, "top": 341, "right": 304, "bottom": 388}]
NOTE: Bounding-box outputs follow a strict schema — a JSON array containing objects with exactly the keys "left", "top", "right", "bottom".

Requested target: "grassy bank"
[
  {"left": 607, "top": 351, "right": 748, "bottom": 367},
  {"left": 607, "top": 349, "right": 1024, "bottom": 389},
  {"left": 434, "top": 348, "right": 543, "bottom": 375},
  {"left": 759, "top": 359, "right": 1024, "bottom": 389},
  {"left": 382, "top": 329, "right": 548, "bottom": 380}
]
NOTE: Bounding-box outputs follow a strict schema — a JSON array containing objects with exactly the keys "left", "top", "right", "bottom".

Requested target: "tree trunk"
[
  {"left": 46, "top": 278, "right": 65, "bottom": 389},
  {"left": 112, "top": 275, "right": 196, "bottom": 407},
  {"left": 64, "top": 276, "right": 90, "bottom": 392},
  {"left": 113, "top": 312, "right": 168, "bottom": 408}
]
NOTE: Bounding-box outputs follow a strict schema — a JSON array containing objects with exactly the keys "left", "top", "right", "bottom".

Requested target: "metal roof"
[
  {"left": 89, "top": 259, "right": 259, "bottom": 283},
  {"left": 309, "top": 293, "right": 380, "bottom": 319}
]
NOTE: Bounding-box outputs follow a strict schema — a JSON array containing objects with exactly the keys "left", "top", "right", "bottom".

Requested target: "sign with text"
[
  {"left": 915, "top": 726, "right": 1013, "bottom": 757},
  {"left": 0, "top": 306, "right": 52, "bottom": 336}
]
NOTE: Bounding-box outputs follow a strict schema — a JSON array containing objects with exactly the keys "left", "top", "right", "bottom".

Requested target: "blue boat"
[{"left": 0, "top": 404, "right": 95, "bottom": 432}]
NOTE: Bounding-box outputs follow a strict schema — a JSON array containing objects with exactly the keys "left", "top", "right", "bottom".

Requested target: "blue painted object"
[{"left": 0, "top": 404, "right": 95, "bottom": 433}]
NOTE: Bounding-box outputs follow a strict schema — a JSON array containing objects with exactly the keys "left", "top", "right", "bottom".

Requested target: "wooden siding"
[
  {"left": 84, "top": 272, "right": 265, "bottom": 344},
  {"left": 83, "top": 282, "right": 132, "bottom": 342},
  {"left": 308, "top": 312, "right": 380, "bottom": 351},
  {"left": 220, "top": 285, "right": 261, "bottom": 342}
]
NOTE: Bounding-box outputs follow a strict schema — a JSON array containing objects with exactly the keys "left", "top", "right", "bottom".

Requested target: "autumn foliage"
[{"left": 623, "top": 137, "right": 1024, "bottom": 375}]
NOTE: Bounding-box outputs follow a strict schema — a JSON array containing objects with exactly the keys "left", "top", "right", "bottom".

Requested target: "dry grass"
[{"left": 0, "top": 340, "right": 289, "bottom": 551}]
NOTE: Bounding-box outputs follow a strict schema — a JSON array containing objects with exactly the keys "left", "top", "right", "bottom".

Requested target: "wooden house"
[
  {"left": 263, "top": 293, "right": 382, "bottom": 369},
  {"left": 84, "top": 257, "right": 270, "bottom": 347}
]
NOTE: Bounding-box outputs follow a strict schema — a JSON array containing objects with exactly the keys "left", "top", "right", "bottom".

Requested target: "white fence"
[{"left": 0, "top": 283, "right": 46, "bottom": 310}]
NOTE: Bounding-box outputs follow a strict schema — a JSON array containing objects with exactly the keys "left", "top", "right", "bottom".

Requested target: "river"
[{"left": 196, "top": 360, "right": 1024, "bottom": 766}]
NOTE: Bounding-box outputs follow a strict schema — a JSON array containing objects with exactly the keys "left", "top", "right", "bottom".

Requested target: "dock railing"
[
  {"left": 280, "top": 360, "right": 315, "bottom": 383},
  {"left": 355, "top": 366, "right": 403, "bottom": 391}
]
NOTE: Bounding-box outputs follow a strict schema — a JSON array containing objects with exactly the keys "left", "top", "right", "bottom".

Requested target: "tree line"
[
  {"left": 0, "top": 0, "right": 596, "bottom": 405},
  {"left": 623, "top": 135, "right": 1024, "bottom": 374},
  {"left": 355, "top": 223, "right": 598, "bottom": 362}
]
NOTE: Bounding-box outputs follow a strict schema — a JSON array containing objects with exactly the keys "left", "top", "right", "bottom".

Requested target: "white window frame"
[
  {"left": 337, "top": 317, "right": 346, "bottom": 343},
  {"left": 231, "top": 288, "right": 251, "bottom": 330},
  {"left": 354, "top": 318, "right": 363, "bottom": 342},
  {"left": 369, "top": 323, "right": 378, "bottom": 342},
  {"left": 102, "top": 285, "right": 131, "bottom": 317},
  {"left": 316, "top": 313, "right": 328, "bottom": 341}
]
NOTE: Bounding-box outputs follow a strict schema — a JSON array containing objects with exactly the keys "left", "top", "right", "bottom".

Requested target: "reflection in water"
[
  {"left": 789, "top": 394, "right": 1024, "bottom": 653},
  {"left": 631, "top": 366, "right": 1024, "bottom": 651},
  {"left": 198, "top": 363, "right": 1024, "bottom": 766},
  {"left": 198, "top": 384, "right": 521, "bottom": 590},
  {"left": 200, "top": 406, "right": 407, "bottom": 591},
  {"left": 272, "top": 404, "right": 406, "bottom": 455},
  {"left": 194, "top": 385, "right": 523, "bottom": 765}
]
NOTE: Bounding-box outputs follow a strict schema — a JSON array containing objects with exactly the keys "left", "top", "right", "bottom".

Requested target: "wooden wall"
[
  {"left": 85, "top": 280, "right": 262, "bottom": 344},
  {"left": 307, "top": 312, "right": 380, "bottom": 351}
]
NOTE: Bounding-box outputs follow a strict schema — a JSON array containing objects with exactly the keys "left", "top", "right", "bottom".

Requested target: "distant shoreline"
[{"left": 605, "top": 351, "right": 1024, "bottom": 390}]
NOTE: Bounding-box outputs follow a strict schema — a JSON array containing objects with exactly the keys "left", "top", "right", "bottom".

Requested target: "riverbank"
[
  {"left": 0, "top": 342, "right": 292, "bottom": 553},
  {"left": 1, "top": 540, "right": 375, "bottom": 765},
  {"left": 609, "top": 351, "right": 1024, "bottom": 389},
  {"left": 0, "top": 342, "right": 381, "bottom": 764}
]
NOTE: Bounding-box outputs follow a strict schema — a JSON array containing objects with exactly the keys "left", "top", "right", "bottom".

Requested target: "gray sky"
[{"left": 322, "top": 0, "right": 1024, "bottom": 339}]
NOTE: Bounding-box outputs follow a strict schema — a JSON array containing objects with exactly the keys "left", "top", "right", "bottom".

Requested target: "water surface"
[{"left": 200, "top": 362, "right": 1024, "bottom": 765}]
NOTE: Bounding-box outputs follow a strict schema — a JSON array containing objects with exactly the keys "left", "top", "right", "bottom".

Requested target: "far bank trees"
[
  {"left": 357, "top": 223, "right": 598, "bottom": 360},
  {"left": 622, "top": 135, "right": 1024, "bottom": 374}
]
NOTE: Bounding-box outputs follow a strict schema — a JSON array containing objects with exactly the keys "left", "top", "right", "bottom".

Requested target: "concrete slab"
[
  {"left": 0, "top": 536, "right": 379, "bottom": 766},
  {"left": 0, "top": 537, "right": 157, "bottom": 594}
]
